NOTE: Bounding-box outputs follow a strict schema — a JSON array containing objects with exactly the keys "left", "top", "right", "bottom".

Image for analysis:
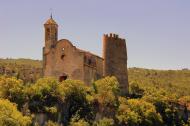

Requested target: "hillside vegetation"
[
  {"left": 128, "top": 68, "right": 190, "bottom": 97},
  {"left": 0, "top": 58, "right": 42, "bottom": 83},
  {"left": 0, "top": 58, "right": 190, "bottom": 97},
  {"left": 0, "top": 58, "right": 190, "bottom": 125},
  {"left": 0, "top": 58, "right": 42, "bottom": 68}
]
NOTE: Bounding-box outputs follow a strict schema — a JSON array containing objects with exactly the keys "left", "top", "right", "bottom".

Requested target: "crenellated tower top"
[
  {"left": 103, "top": 33, "right": 125, "bottom": 42},
  {"left": 102, "top": 33, "right": 128, "bottom": 95}
]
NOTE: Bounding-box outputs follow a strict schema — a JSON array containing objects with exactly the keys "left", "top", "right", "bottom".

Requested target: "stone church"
[{"left": 43, "top": 16, "right": 129, "bottom": 94}]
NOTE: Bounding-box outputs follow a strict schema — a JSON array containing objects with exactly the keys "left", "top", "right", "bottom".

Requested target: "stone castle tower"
[
  {"left": 43, "top": 16, "right": 129, "bottom": 94},
  {"left": 103, "top": 34, "right": 128, "bottom": 94}
]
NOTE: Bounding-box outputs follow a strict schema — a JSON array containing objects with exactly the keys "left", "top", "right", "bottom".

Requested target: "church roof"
[
  {"left": 44, "top": 16, "right": 57, "bottom": 25},
  {"left": 77, "top": 49, "right": 103, "bottom": 59}
]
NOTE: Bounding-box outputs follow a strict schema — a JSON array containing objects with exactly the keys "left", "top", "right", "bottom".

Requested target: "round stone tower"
[{"left": 102, "top": 33, "right": 129, "bottom": 95}]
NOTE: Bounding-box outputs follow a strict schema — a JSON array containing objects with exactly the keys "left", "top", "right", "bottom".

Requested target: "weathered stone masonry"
[{"left": 43, "top": 16, "right": 129, "bottom": 94}]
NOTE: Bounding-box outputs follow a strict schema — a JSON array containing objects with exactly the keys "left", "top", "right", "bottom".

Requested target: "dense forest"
[{"left": 0, "top": 58, "right": 190, "bottom": 126}]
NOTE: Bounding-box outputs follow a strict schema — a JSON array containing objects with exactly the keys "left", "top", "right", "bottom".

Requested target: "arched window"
[
  {"left": 46, "top": 28, "right": 50, "bottom": 40},
  {"left": 46, "top": 28, "right": 50, "bottom": 32},
  {"left": 61, "top": 54, "right": 65, "bottom": 60},
  {"left": 55, "top": 32, "right": 57, "bottom": 40},
  {"left": 61, "top": 48, "right": 65, "bottom": 60},
  {"left": 88, "top": 59, "right": 92, "bottom": 65}
]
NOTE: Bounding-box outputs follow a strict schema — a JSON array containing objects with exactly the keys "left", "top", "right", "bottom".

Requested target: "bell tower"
[{"left": 44, "top": 15, "right": 58, "bottom": 49}]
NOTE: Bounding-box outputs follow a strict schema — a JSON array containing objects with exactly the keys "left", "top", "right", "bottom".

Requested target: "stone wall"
[
  {"left": 53, "top": 39, "right": 84, "bottom": 81},
  {"left": 44, "top": 39, "right": 84, "bottom": 81},
  {"left": 102, "top": 33, "right": 129, "bottom": 95},
  {"left": 83, "top": 54, "right": 103, "bottom": 85},
  {"left": 43, "top": 39, "right": 103, "bottom": 85}
]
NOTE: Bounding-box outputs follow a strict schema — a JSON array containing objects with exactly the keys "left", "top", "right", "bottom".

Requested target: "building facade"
[{"left": 43, "top": 16, "right": 129, "bottom": 94}]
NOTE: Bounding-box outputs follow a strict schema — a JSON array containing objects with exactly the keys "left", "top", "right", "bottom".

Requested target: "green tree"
[
  {"left": 93, "top": 76, "right": 120, "bottom": 119},
  {"left": 0, "top": 99, "right": 31, "bottom": 126},
  {"left": 116, "top": 97, "right": 140, "bottom": 126},
  {"left": 57, "top": 79, "right": 95, "bottom": 125},
  {"left": 45, "top": 120, "right": 59, "bottom": 126},
  {"left": 117, "top": 98, "right": 163, "bottom": 126},
  {"left": 69, "top": 115, "right": 90, "bottom": 126},
  {"left": 0, "top": 76, "right": 26, "bottom": 109},
  {"left": 93, "top": 118, "right": 115, "bottom": 126},
  {"left": 27, "top": 77, "right": 60, "bottom": 121},
  {"left": 142, "top": 87, "right": 184, "bottom": 126},
  {"left": 129, "top": 82, "right": 144, "bottom": 98}
]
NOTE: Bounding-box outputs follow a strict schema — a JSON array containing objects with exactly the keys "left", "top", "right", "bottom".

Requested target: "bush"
[
  {"left": 0, "top": 76, "right": 26, "bottom": 109},
  {"left": 93, "top": 118, "right": 114, "bottom": 126},
  {"left": 117, "top": 98, "right": 163, "bottom": 126},
  {"left": 0, "top": 99, "right": 31, "bottom": 126}
]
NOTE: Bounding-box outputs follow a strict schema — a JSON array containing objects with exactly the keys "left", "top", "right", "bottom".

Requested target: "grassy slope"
[
  {"left": 0, "top": 58, "right": 42, "bottom": 68},
  {"left": 128, "top": 67, "right": 190, "bottom": 96}
]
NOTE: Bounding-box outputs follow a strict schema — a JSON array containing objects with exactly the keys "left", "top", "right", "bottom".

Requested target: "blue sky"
[{"left": 0, "top": 0, "right": 190, "bottom": 69}]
